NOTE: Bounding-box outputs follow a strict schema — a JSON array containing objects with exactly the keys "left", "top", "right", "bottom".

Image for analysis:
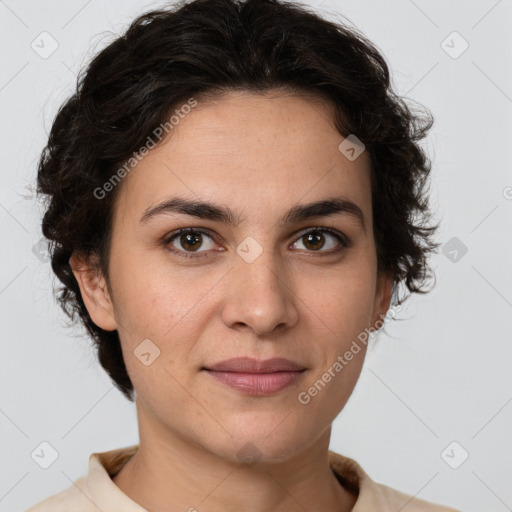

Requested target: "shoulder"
[
  {"left": 23, "top": 445, "right": 141, "bottom": 512},
  {"left": 328, "top": 450, "right": 461, "bottom": 512},
  {"left": 371, "top": 479, "right": 461, "bottom": 511},
  {"left": 24, "top": 476, "right": 92, "bottom": 512}
]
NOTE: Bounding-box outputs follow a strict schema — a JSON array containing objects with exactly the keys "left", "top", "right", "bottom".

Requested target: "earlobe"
[{"left": 69, "top": 252, "right": 118, "bottom": 332}]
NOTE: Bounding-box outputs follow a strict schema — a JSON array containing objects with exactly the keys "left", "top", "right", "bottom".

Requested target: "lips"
[
  {"left": 203, "top": 357, "right": 306, "bottom": 373},
  {"left": 202, "top": 357, "right": 307, "bottom": 395}
]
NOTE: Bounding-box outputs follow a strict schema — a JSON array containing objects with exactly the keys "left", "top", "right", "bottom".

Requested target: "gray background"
[{"left": 1, "top": 0, "right": 511, "bottom": 511}]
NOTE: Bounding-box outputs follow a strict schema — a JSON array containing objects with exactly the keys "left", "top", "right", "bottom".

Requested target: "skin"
[{"left": 71, "top": 90, "right": 393, "bottom": 512}]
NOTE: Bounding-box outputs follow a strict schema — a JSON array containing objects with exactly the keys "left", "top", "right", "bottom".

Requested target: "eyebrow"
[{"left": 139, "top": 196, "right": 365, "bottom": 231}]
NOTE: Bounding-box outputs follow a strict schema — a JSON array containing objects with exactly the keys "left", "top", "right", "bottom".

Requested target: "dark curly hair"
[{"left": 36, "top": 0, "right": 439, "bottom": 402}]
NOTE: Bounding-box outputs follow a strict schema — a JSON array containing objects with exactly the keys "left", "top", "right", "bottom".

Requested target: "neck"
[{"left": 112, "top": 402, "right": 357, "bottom": 512}]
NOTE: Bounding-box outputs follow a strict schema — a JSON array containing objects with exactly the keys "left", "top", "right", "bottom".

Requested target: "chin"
[{"left": 203, "top": 419, "right": 313, "bottom": 466}]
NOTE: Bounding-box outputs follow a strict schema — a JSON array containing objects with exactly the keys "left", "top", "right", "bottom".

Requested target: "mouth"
[{"left": 201, "top": 357, "right": 307, "bottom": 396}]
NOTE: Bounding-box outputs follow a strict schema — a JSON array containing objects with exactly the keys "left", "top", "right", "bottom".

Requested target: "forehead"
[
  {"left": 112, "top": 90, "right": 372, "bottom": 225},
  {"left": 178, "top": 90, "right": 343, "bottom": 149}
]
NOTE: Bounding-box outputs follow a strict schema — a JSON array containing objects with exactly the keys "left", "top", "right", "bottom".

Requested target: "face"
[{"left": 72, "top": 90, "right": 392, "bottom": 464}]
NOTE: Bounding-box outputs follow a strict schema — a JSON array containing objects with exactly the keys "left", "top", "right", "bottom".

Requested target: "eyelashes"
[
  {"left": 164, "top": 228, "right": 218, "bottom": 259},
  {"left": 163, "top": 226, "right": 351, "bottom": 260}
]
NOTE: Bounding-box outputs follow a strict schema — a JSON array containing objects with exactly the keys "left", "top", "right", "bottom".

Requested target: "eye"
[
  {"left": 291, "top": 227, "right": 349, "bottom": 254},
  {"left": 164, "top": 226, "right": 350, "bottom": 260},
  {"left": 164, "top": 228, "right": 217, "bottom": 259}
]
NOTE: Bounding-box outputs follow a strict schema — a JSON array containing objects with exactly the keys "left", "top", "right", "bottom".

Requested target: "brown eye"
[
  {"left": 165, "top": 229, "right": 216, "bottom": 256},
  {"left": 292, "top": 228, "right": 349, "bottom": 253},
  {"left": 302, "top": 231, "right": 326, "bottom": 251},
  {"left": 178, "top": 232, "right": 203, "bottom": 251}
]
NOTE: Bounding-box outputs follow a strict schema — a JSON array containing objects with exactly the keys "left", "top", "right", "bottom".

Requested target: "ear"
[
  {"left": 370, "top": 271, "right": 394, "bottom": 331},
  {"left": 69, "top": 252, "right": 117, "bottom": 332}
]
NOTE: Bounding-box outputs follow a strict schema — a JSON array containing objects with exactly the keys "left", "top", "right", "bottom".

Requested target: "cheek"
[
  {"left": 108, "top": 255, "right": 217, "bottom": 392},
  {"left": 296, "top": 349, "right": 367, "bottom": 432},
  {"left": 299, "top": 260, "right": 377, "bottom": 335},
  {"left": 297, "top": 281, "right": 373, "bottom": 421},
  {"left": 109, "top": 248, "right": 203, "bottom": 336},
  {"left": 290, "top": 264, "right": 375, "bottom": 416}
]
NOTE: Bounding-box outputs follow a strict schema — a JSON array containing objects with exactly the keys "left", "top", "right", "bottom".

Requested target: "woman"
[{"left": 26, "top": 0, "right": 460, "bottom": 510}]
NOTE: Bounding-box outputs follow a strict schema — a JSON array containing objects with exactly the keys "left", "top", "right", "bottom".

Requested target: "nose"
[{"left": 221, "top": 249, "right": 299, "bottom": 336}]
